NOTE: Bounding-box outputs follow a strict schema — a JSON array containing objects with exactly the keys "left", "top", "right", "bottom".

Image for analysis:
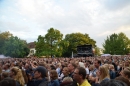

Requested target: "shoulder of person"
[
  {"left": 100, "top": 78, "right": 110, "bottom": 84},
  {"left": 15, "top": 80, "right": 21, "bottom": 86},
  {"left": 53, "top": 79, "right": 59, "bottom": 84},
  {"left": 39, "top": 80, "right": 49, "bottom": 86}
]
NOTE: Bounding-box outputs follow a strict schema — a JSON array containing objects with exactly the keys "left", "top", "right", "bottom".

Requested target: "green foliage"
[
  {"left": 0, "top": 31, "right": 12, "bottom": 54},
  {"left": 35, "top": 35, "right": 50, "bottom": 57},
  {"left": 62, "top": 33, "right": 96, "bottom": 56},
  {"left": 1, "top": 29, "right": 100, "bottom": 57},
  {"left": 3, "top": 36, "right": 29, "bottom": 58},
  {"left": 94, "top": 47, "right": 101, "bottom": 56},
  {"left": 35, "top": 28, "right": 63, "bottom": 57},
  {"left": 59, "top": 40, "right": 69, "bottom": 57},
  {"left": 103, "top": 32, "right": 130, "bottom": 55}
]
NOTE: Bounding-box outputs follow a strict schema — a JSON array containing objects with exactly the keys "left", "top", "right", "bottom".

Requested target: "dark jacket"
[
  {"left": 109, "top": 70, "right": 116, "bottom": 79},
  {"left": 92, "top": 78, "right": 110, "bottom": 86},
  {"left": 69, "top": 72, "right": 78, "bottom": 86},
  {"left": 70, "top": 80, "right": 78, "bottom": 86},
  {"left": 27, "top": 78, "right": 48, "bottom": 86},
  {"left": 16, "top": 81, "right": 21, "bottom": 86},
  {"left": 49, "top": 79, "right": 60, "bottom": 86},
  {"left": 60, "top": 81, "right": 73, "bottom": 86}
]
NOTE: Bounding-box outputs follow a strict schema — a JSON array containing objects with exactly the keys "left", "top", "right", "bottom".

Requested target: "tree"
[
  {"left": 35, "top": 35, "right": 50, "bottom": 57},
  {"left": 118, "top": 32, "right": 130, "bottom": 54},
  {"left": 63, "top": 33, "right": 96, "bottom": 56},
  {"left": 3, "top": 36, "right": 29, "bottom": 58},
  {"left": 35, "top": 28, "right": 63, "bottom": 57},
  {"left": 59, "top": 40, "right": 69, "bottom": 57},
  {"left": 0, "top": 31, "right": 12, "bottom": 54},
  {"left": 103, "top": 32, "right": 130, "bottom": 55},
  {"left": 94, "top": 47, "right": 101, "bottom": 56},
  {"left": 45, "top": 28, "right": 63, "bottom": 57}
]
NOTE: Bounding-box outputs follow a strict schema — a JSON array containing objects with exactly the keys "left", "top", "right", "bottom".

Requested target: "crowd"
[{"left": 0, "top": 55, "right": 130, "bottom": 86}]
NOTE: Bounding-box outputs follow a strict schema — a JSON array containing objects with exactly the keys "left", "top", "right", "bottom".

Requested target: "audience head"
[
  {"left": 0, "top": 77, "right": 16, "bottom": 86},
  {"left": 100, "top": 79, "right": 127, "bottom": 86},
  {"left": 62, "top": 77, "right": 73, "bottom": 82},
  {"left": 62, "top": 67, "right": 69, "bottom": 76},
  {"left": 73, "top": 67, "right": 86, "bottom": 82},
  {"left": 120, "top": 67, "right": 130, "bottom": 80},
  {"left": 97, "top": 65, "right": 110, "bottom": 82},
  {"left": 115, "top": 76, "right": 130, "bottom": 86},
  {"left": 94, "top": 59, "right": 101, "bottom": 68},
  {"left": 68, "top": 63, "right": 77, "bottom": 73},
  {"left": 50, "top": 70, "right": 58, "bottom": 80},
  {"left": 34, "top": 66, "right": 47, "bottom": 79},
  {"left": 10, "top": 67, "right": 25, "bottom": 86},
  {"left": 1, "top": 72, "right": 9, "bottom": 80},
  {"left": 79, "top": 62, "right": 85, "bottom": 68}
]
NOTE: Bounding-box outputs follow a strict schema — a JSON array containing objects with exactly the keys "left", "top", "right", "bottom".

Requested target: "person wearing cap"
[{"left": 27, "top": 66, "right": 48, "bottom": 86}]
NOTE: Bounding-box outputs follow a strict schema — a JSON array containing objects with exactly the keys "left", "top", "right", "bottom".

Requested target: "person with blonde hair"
[
  {"left": 94, "top": 65, "right": 110, "bottom": 86},
  {"left": 97, "top": 65, "right": 110, "bottom": 82},
  {"left": 10, "top": 67, "right": 25, "bottom": 86}
]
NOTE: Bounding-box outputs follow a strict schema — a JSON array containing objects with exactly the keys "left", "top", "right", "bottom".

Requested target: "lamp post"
[
  {"left": 50, "top": 38, "right": 52, "bottom": 58},
  {"left": 124, "top": 48, "right": 125, "bottom": 55}
]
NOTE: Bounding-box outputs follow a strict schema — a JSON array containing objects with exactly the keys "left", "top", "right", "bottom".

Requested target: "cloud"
[
  {"left": 0, "top": 0, "right": 130, "bottom": 48},
  {"left": 115, "top": 26, "right": 130, "bottom": 33},
  {"left": 97, "top": 26, "right": 130, "bottom": 37},
  {"left": 98, "top": 31, "right": 111, "bottom": 37},
  {"left": 100, "top": 0, "right": 130, "bottom": 11}
]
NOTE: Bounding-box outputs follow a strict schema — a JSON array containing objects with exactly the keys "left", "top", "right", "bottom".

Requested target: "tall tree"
[
  {"left": 0, "top": 31, "right": 12, "bottom": 54},
  {"left": 63, "top": 33, "right": 96, "bottom": 56},
  {"left": 103, "top": 32, "right": 130, "bottom": 55},
  {"left": 35, "top": 28, "right": 63, "bottom": 57},
  {"left": 59, "top": 40, "right": 69, "bottom": 57},
  {"left": 3, "top": 36, "right": 29, "bottom": 58},
  {"left": 35, "top": 35, "right": 50, "bottom": 57},
  {"left": 118, "top": 32, "right": 130, "bottom": 54},
  {"left": 45, "top": 28, "right": 63, "bottom": 57}
]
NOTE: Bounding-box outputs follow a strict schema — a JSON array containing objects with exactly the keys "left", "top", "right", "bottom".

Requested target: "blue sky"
[{"left": 0, "top": 0, "right": 130, "bottom": 48}]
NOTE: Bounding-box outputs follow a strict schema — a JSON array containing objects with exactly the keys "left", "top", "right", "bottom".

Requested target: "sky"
[{"left": 0, "top": 0, "right": 130, "bottom": 48}]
